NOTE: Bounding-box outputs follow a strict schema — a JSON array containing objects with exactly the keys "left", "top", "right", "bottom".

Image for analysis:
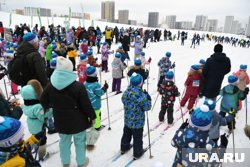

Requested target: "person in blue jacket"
[
  {"left": 84, "top": 65, "right": 109, "bottom": 130},
  {"left": 120, "top": 73, "right": 151, "bottom": 159},
  {"left": 21, "top": 79, "right": 53, "bottom": 160},
  {"left": 171, "top": 105, "right": 229, "bottom": 167}
]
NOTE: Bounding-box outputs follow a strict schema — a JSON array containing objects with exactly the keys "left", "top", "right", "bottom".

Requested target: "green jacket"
[{"left": 45, "top": 44, "right": 52, "bottom": 61}]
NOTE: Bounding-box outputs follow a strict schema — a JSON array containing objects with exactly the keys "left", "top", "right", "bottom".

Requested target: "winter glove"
[
  {"left": 179, "top": 119, "right": 189, "bottom": 129},
  {"left": 143, "top": 89, "right": 151, "bottom": 101},
  {"left": 220, "top": 133, "right": 228, "bottom": 148},
  {"left": 171, "top": 62, "right": 175, "bottom": 69},
  {"left": 147, "top": 57, "right": 152, "bottom": 63},
  {"left": 189, "top": 109, "right": 194, "bottom": 115},
  {"left": 95, "top": 58, "right": 98, "bottom": 61},
  {"left": 229, "top": 108, "right": 236, "bottom": 116},
  {"left": 102, "top": 82, "right": 109, "bottom": 92},
  {"left": 0, "top": 72, "right": 5, "bottom": 80},
  {"left": 244, "top": 87, "right": 249, "bottom": 95}
]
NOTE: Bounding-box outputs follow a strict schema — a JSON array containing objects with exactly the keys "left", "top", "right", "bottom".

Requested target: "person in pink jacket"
[{"left": 234, "top": 64, "right": 249, "bottom": 110}]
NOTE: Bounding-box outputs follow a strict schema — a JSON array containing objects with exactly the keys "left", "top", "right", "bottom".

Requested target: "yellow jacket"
[
  {"left": 67, "top": 50, "right": 78, "bottom": 58},
  {"left": 0, "top": 135, "right": 39, "bottom": 167}
]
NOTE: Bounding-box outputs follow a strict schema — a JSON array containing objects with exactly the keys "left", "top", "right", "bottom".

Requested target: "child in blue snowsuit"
[
  {"left": 84, "top": 65, "right": 109, "bottom": 130},
  {"left": 120, "top": 73, "right": 151, "bottom": 159}
]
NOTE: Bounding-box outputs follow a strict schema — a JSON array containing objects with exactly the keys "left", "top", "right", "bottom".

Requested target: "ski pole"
[
  {"left": 99, "top": 66, "right": 102, "bottom": 86},
  {"left": 146, "top": 110, "right": 153, "bottom": 159},
  {"left": 151, "top": 93, "right": 159, "bottom": 112},
  {"left": 3, "top": 77, "right": 8, "bottom": 99},
  {"left": 105, "top": 80, "right": 111, "bottom": 130},
  {"left": 232, "top": 121, "right": 235, "bottom": 160},
  {"left": 173, "top": 66, "right": 184, "bottom": 123}
]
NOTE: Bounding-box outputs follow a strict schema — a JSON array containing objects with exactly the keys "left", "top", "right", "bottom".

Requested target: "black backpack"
[{"left": 7, "top": 53, "right": 33, "bottom": 86}]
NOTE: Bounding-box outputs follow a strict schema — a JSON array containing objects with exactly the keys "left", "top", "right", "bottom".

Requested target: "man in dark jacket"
[
  {"left": 41, "top": 57, "right": 96, "bottom": 167},
  {"left": 16, "top": 32, "right": 48, "bottom": 87},
  {"left": 121, "top": 31, "right": 130, "bottom": 60},
  {"left": 201, "top": 44, "right": 231, "bottom": 100}
]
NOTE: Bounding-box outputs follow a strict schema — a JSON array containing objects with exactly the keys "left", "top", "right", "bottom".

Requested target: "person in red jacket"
[
  {"left": 0, "top": 22, "right": 4, "bottom": 38},
  {"left": 180, "top": 64, "right": 202, "bottom": 110},
  {"left": 77, "top": 53, "right": 88, "bottom": 84}
]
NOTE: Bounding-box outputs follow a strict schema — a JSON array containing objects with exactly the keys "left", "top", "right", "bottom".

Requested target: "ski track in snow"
[{"left": 0, "top": 24, "right": 250, "bottom": 166}]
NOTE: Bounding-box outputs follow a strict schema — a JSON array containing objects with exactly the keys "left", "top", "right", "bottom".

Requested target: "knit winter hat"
[
  {"left": 228, "top": 75, "right": 238, "bottom": 85},
  {"left": 165, "top": 71, "right": 174, "bottom": 81},
  {"left": 52, "top": 51, "right": 58, "bottom": 58},
  {"left": 130, "top": 72, "right": 143, "bottom": 86},
  {"left": 190, "top": 105, "right": 212, "bottom": 131},
  {"left": 240, "top": 64, "right": 247, "bottom": 71},
  {"left": 79, "top": 53, "right": 88, "bottom": 62},
  {"left": 203, "top": 99, "right": 216, "bottom": 111},
  {"left": 12, "top": 43, "right": 18, "bottom": 49},
  {"left": 214, "top": 44, "right": 223, "bottom": 53},
  {"left": 118, "top": 45, "right": 123, "bottom": 50},
  {"left": 199, "top": 59, "right": 206, "bottom": 65},
  {"left": 0, "top": 116, "right": 24, "bottom": 147},
  {"left": 140, "top": 51, "right": 145, "bottom": 56},
  {"left": 134, "top": 58, "right": 142, "bottom": 66},
  {"left": 165, "top": 52, "right": 171, "bottom": 57},
  {"left": 115, "top": 52, "right": 121, "bottom": 58},
  {"left": 82, "top": 39, "right": 88, "bottom": 44},
  {"left": 102, "top": 42, "right": 108, "bottom": 45},
  {"left": 23, "top": 32, "right": 38, "bottom": 44},
  {"left": 87, "top": 50, "right": 93, "bottom": 56},
  {"left": 51, "top": 43, "right": 57, "bottom": 50},
  {"left": 86, "top": 64, "right": 97, "bottom": 77},
  {"left": 56, "top": 56, "right": 73, "bottom": 72},
  {"left": 191, "top": 64, "right": 199, "bottom": 71},
  {"left": 50, "top": 58, "right": 57, "bottom": 69}
]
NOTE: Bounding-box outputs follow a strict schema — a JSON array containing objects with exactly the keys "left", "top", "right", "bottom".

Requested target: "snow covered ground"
[{"left": 1, "top": 36, "right": 250, "bottom": 167}]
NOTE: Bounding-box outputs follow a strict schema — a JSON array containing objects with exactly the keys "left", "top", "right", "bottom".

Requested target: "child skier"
[
  {"left": 20, "top": 79, "right": 53, "bottom": 160},
  {"left": 127, "top": 58, "right": 148, "bottom": 84},
  {"left": 171, "top": 105, "right": 228, "bottom": 167},
  {"left": 121, "top": 73, "right": 151, "bottom": 159},
  {"left": 87, "top": 49, "right": 100, "bottom": 67},
  {"left": 198, "top": 59, "right": 206, "bottom": 70},
  {"left": 84, "top": 65, "right": 109, "bottom": 130},
  {"left": 45, "top": 41, "right": 57, "bottom": 68},
  {"left": 180, "top": 64, "right": 202, "bottom": 111},
  {"left": 101, "top": 42, "right": 114, "bottom": 73},
  {"left": 140, "top": 51, "right": 151, "bottom": 68},
  {"left": 130, "top": 35, "right": 144, "bottom": 59},
  {"left": 204, "top": 99, "right": 234, "bottom": 144},
  {"left": 111, "top": 52, "right": 126, "bottom": 94},
  {"left": 234, "top": 64, "right": 249, "bottom": 110},
  {"left": 66, "top": 41, "right": 78, "bottom": 71},
  {"left": 158, "top": 71, "right": 180, "bottom": 123},
  {"left": 80, "top": 39, "right": 88, "bottom": 54},
  {"left": 0, "top": 116, "right": 42, "bottom": 166},
  {"left": 77, "top": 53, "right": 88, "bottom": 84},
  {"left": 219, "top": 75, "right": 248, "bottom": 130},
  {"left": 157, "top": 51, "right": 174, "bottom": 88}
]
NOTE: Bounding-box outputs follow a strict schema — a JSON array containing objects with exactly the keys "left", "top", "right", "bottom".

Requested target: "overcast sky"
[{"left": 1, "top": 0, "right": 250, "bottom": 27}]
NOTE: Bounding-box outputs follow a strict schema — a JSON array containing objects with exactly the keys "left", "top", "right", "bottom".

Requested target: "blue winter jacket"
[
  {"left": 84, "top": 81, "right": 105, "bottom": 110},
  {"left": 158, "top": 57, "right": 172, "bottom": 76},
  {"left": 21, "top": 85, "right": 53, "bottom": 135},
  {"left": 122, "top": 86, "right": 151, "bottom": 129},
  {"left": 171, "top": 125, "right": 216, "bottom": 167},
  {"left": 220, "top": 84, "right": 246, "bottom": 113}
]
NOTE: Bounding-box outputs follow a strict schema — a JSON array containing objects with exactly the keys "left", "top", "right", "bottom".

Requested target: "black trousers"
[
  {"left": 121, "top": 125, "right": 144, "bottom": 157},
  {"left": 159, "top": 105, "right": 174, "bottom": 123}
]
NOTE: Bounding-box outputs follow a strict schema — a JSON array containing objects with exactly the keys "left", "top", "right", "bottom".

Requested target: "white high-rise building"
[
  {"left": 194, "top": 15, "right": 207, "bottom": 31},
  {"left": 230, "top": 20, "right": 241, "bottom": 34},
  {"left": 24, "top": 7, "right": 51, "bottom": 17},
  {"left": 165, "top": 15, "right": 176, "bottom": 29},
  {"left": 224, "top": 16, "right": 234, "bottom": 33},
  {"left": 175, "top": 21, "right": 193, "bottom": 30},
  {"left": 101, "top": 1, "right": 115, "bottom": 22},
  {"left": 118, "top": 10, "right": 129, "bottom": 24},
  {"left": 246, "top": 16, "right": 250, "bottom": 36},
  {"left": 148, "top": 12, "right": 159, "bottom": 28},
  {"left": 207, "top": 19, "right": 218, "bottom": 32}
]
